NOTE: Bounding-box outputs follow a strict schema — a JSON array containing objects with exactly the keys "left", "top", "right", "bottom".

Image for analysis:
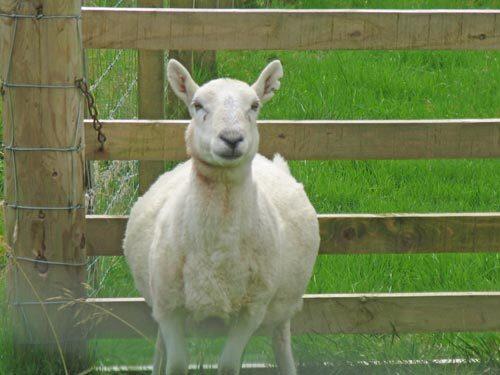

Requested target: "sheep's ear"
[
  {"left": 167, "top": 59, "right": 199, "bottom": 106},
  {"left": 251, "top": 60, "right": 283, "bottom": 103}
]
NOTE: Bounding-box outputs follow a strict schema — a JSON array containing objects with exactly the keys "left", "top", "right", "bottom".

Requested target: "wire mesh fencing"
[{"left": 83, "top": 0, "right": 140, "bottom": 300}]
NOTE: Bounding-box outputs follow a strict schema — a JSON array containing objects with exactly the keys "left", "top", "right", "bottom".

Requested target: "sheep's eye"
[
  {"left": 193, "top": 102, "right": 203, "bottom": 111},
  {"left": 250, "top": 101, "right": 260, "bottom": 111}
]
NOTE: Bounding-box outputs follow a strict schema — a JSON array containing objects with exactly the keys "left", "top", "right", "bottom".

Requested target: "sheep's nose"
[{"left": 219, "top": 130, "right": 244, "bottom": 149}]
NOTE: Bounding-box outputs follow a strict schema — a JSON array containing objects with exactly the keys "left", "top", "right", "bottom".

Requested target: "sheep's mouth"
[{"left": 216, "top": 150, "right": 243, "bottom": 160}]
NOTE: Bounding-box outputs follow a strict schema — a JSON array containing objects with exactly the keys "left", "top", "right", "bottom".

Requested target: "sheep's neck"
[
  {"left": 192, "top": 156, "right": 252, "bottom": 186},
  {"left": 190, "top": 157, "right": 255, "bottom": 224}
]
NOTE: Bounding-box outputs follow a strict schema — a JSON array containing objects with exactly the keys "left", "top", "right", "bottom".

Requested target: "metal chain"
[{"left": 76, "top": 78, "right": 106, "bottom": 151}]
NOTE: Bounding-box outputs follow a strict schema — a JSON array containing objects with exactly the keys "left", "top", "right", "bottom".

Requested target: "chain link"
[{"left": 76, "top": 78, "right": 106, "bottom": 151}]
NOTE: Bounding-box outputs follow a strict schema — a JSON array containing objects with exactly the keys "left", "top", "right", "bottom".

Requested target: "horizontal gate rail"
[
  {"left": 84, "top": 119, "right": 500, "bottom": 161},
  {"left": 81, "top": 8, "right": 500, "bottom": 51},
  {"left": 23, "top": 293, "right": 496, "bottom": 339},
  {"left": 86, "top": 213, "right": 500, "bottom": 256}
]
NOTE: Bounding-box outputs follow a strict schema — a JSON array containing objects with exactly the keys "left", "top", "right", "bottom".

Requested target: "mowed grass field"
[{"left": 1, "top": 0, "right": 500, "bottom": 373}]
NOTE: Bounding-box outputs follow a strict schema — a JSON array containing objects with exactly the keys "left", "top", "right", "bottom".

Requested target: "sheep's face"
[
  {"left": 185, "top": 79, "right": 260, "bottom": 167},
  {"left": 167, "top": 60, "right": 283, "bottom": 168}
]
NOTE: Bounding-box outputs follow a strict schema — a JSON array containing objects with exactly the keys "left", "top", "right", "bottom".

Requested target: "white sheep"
[{"left": 123, "top": 59, "right": 319, "bottom": 375}]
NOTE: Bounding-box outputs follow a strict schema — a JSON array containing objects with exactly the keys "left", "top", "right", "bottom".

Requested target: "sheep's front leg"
[
  {"left": 272, "top": 320, "right": 296, "bottom": 375},
  {"left": 152, "top": 330, "right": 166, "bottom": 374},
  {"left": 158, "top": 310, "right": 189, "bottom": 375},
  {"left": 218, "top": 307, "right": 267, "bottom": 375}
]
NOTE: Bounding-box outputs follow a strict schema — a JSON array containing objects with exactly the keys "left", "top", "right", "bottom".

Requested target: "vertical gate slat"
[{"left": 137, "top": 0, "right": 166, "bottom": 195}]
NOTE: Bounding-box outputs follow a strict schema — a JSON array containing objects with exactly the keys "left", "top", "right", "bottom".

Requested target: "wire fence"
[
  {"left": 83, "top": 0, "right": 140, "bottom": 299},
  {"left": 84, "top": 0, "right": 139, "bottom": 215}
]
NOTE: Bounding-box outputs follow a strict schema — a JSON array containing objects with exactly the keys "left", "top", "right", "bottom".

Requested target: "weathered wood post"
[
  {"left": 137, "top": 0, "right": 166, "bottom": 196},
  {"left": 1, "top": 0, "right": 87, "bottom": 366}
]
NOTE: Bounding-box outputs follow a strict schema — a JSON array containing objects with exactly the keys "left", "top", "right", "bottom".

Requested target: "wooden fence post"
[
  {"left": 137, "top": 0, "right": 166, "bottom": 195},
  {"left": 1, "top": 0, "right": 87, "bottom": 366}
]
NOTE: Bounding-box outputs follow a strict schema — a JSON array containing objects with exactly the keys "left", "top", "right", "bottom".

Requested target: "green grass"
[{"left": 1, "top": 0, "right": 500, "bottom": 373}]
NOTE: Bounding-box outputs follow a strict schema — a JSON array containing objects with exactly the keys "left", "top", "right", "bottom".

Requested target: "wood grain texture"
[
  {"left": 81, "top": 8, "right": 500, "bottom": 51},
  {"left": 66, "top": 292, "right": 500, "bottom": 339},
  {"left": 85, "top": 119, "right": 500, "bottom": 161},
  {"left": 86, "top": 213, "right": 500, "bottom": 256},
  {"left": 137, "top": 0, "right": 165, "bottom": 195},
  {"left": 319, "top": 213, "right": 500, "bottom": 254},
  {"left": 1, "top": 0, "right": 87, "bottom": 359}
]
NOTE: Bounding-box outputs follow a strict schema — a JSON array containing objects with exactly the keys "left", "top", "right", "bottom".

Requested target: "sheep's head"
[{"left": 167, "top": 59, "right": 283, "bottom": 168}]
